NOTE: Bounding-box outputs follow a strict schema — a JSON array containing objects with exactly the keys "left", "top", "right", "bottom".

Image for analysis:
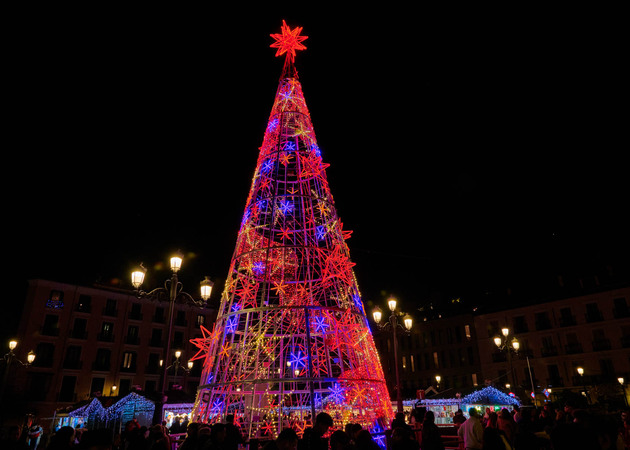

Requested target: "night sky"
[{"left": 5, "top": 6, "right": 627, "bottom": 335}]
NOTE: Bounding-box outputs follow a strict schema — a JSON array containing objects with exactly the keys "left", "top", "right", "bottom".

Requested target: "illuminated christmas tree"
[{"left": 191, "top": 21, "right": 393, "bottom": 441}]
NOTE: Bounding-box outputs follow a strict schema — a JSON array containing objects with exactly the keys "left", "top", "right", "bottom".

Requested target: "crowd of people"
[
  {"left": 3, "top": 405, "right": 630, "bottom": 450},
  {"left": 452, "top": 403, "right": 630, "bottom": 450}
]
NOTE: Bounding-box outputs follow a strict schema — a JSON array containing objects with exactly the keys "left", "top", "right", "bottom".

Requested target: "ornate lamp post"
[
  {"left": 435, "top": 375, "right": 441, "bottom": 390},
  {"left": 619, "top": 377, "right": 628, "bottom": 407},
  {"left": 131, "top": 251, "right": 213, "bottom": 424},
  {"left": 493, "top": 328, "right": 519, "bottom": 388},
  {"left": 1, "top": 340, "right": 35, "bottom": 403},
  {"left": 576, "top": 367, "right": 588, "bottom": 404},
  {"left": 372, "top": 296, "right": 413, "bottom": 413}
]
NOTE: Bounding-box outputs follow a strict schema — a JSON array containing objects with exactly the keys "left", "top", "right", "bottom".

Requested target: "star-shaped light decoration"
[{"left": 270, "top": 20, "right": 308, "bottom": 64}]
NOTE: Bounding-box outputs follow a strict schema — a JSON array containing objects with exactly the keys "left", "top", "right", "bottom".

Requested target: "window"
[
  {"left": 59, "top": 376, "right": 76, "bottom": 402},
  {"left": 513, "top": 316, "right": 528, "bottom": 333},
  {"left": 559, "top": 307, "right": 575, "bottom": 326},
  {"left": 472, "top": 373, "right": 478, "bottom": 386},
  {"left": 154, "top": 307, "right": 165, "bottom": 323},
  {"left": 585, "top": 303, "right": 603, "bottom": 322},
  {"left": 410, "top": 355, "right": 415, "bottom": 372},
  {"left": 94, "top": 348, "right": 111, "bottom": 371},
  {"left": 34, "top": 342, "right": 55, "bottom": 367},
  {"left": 467, "top": 346, "right": 474, "bottom": 365},
  {"left": 464, "top": 324, "right": 472, "bottom": 340},
  {"left": 104, "top": 299, "right": 117, "bottom": 316},
  {"left": 122, "top": 352, "right": 135, "bottom": 370},
  {"left": 150, "top": 329, "right": 163, "bottom": 347},
  {"left": 402, "top": 356, "right": 407, "bottom": 370},
  {"left": 176, "top": 310, "right": 187, "bottom": 326},
  {"left": 90, "top": 377, "right": 105, "bottom": 396},
  {"left": 129, "top": 303, "right": 142, "bottom": 320},
  {"left": 42, "top": 314, "right": 60, "bottom": 336},
  {"left": 197, "top": 314, "right": 205, "bottom": 326},
  {"left": 614, "top": 298, "right": 630, "bottom": 318},
  {"left": 63, "top": 346, "right": 82, "bottom": 369},
  {"left": 535, "top": 312, "right": 552, "bottom": 330},
  {"left": 71, "top": 318, "right": 87, "bottom": 339},
  {"left": 99, "top": 322, "right": 114, "bottom": 341},
  {"left": 126, "top": 326, "right": 140, "bottom": 345},
  {"left": 433, "top": 352, "right": 439, "bottom": 369},
  {"left": 46, "top": 290, "right": 64, "bottom": 309},
  {"left": 77, "top": 294, "right": 91, "bottom": 312}
]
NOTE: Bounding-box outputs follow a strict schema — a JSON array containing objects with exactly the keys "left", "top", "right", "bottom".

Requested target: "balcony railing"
[
  {"left": 535, "top": 319, "right": 552, "bottom": 331},
  {"left": 559, "top": 315, "right": 576, "bottom": 327},
  {"left": 128, "top": 312, "right": 143, "bottom": 321},
  {"left": 564, "top": 343, "right": 583, "bottom": 354},
  {"left": 97, "top": 333, "right": 115, "bottom": 342},
  {"left": 585, "top": 311, "right": 604, "bottom": 323},
  {"left": 62, "top": 360, "right": 83, "bottom": 370},
  {"left": 546, "top": 377, "right": 564, "bottom": 387},
  {"left": 69, "top": 329, "right": 88, "bottom": 339},
  {"left": 125, "top": 336, "right": 140, "bottom": 345},
  {"left": 541, "top": 346, "right": 558, "bottom": 357},
  {"left": 592, "top": 339, "right": 612, "bottom": 351},
  {"left": 614, "top": 307, "right": 630, "bottom": 319},
  {"left": 92, "top": 362, "right": 111, "bottom": 371}
]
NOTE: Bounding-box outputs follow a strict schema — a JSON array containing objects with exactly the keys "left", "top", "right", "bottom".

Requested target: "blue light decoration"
[
  {"left": 316, "top": 225, "right": 327, "bottom": 240},
  {"left": 289, "top": 351, "right": 307, "bottom": 369},
  {"left": 460, "top": 386, "right": 520, "bottom": 407},
  {"left": 252, "top": 261, "right": 265, "bottom": 276},
  {"left": 283, "top": 141, "right": 296, "bottom": 152},
  {"left": 278, "top": 199, "right": 294, "bottom": 215},
  {"left": 543, "top": 388, "right": 550, "bottom": 398},
  {"left": 326, "top": 383, "right": 345, "bottom": 404},
  {"left": 261, "top": 159, "right": 274, "bottom": 173},
  {"left": 312, "top": 316, "right": 330, "bottom": 333},
  {"left": 310, "top": 143, "right": 321, "bottom": 157},
  {"left": 225, "top": 317, "right": 238, "bottom": 334},
  {"left": 267, "top": 118, "right": 279, "bottom": 131}
]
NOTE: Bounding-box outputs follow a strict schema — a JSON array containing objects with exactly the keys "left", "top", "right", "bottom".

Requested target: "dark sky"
[{"left": 5, "top": 6, "right": 628, "bottom": 326}]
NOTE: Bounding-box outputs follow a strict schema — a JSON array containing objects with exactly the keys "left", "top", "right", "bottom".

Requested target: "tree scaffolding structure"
[{"left": 191, "top": 21, "right": 393, "bottom": 441}]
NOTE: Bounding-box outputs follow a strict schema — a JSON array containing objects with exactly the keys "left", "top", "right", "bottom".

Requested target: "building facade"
[
  {"left": 372, "top": 313, "right": 483, "bottom": 399},
  {"left": 474, "top": 285, "right": 630, "bottom": 404},
  {"left": 5, "top": 279, "right": 215, "bottom": 421}
]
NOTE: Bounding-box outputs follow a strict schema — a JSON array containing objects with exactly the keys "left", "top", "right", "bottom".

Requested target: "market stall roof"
[
  {"left": 461, "top": 386, "right": 520, "bottom": 406},
  {"left": 418, "top": 385, "right": 520, "bottom": 407}
]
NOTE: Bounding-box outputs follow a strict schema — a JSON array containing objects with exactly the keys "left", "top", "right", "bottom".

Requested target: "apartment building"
[
  {"left": 475, "top": 285, "right": 630, "bottom": 403},
  {"left": 372, "top": 313, "right": 482, "bottom": 399},
  {"left": 4, "top": 279, "right": 215, "bottom": 421}
]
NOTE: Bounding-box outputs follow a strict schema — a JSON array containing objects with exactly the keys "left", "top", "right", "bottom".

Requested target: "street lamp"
[
  {"left": 493, "top": 327, "right": 537, "bottom": 405},
  {"left": 576, "top": 367, "right": 588, "bottom": 403},
  {"left": 493, "top": 328, "right": 520, "bottom": 388},
  {"left": 1, "top": 340, "right": 36, "bottom": 403},
  {"left": 131, "top": 251, "right": 213, "bottom": 424},
  {"left": 372, "top": 296, "right": 413, "bottom": 413},
  {"left": 435, "top": 375, "right": 441, "bottom": 390},
  {"left": 619, "top": 377, "right": 628, "bottom": 407}
]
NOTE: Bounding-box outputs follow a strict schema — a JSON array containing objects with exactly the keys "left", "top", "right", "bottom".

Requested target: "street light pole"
[
  {"left": 1, "top": 340, "right": 35, "bottom": 405},
  {"left": 619, "top": 377, "right": 628, "bottom": 407},
  {"left": 131, "top": 252, "right": 213, "bottom": 425},
  {"left": 372, "top": 297, "right": 413, "bottom": 414},
  {"left": 576, "top": 367, "right": 588, "bottom": 404}
]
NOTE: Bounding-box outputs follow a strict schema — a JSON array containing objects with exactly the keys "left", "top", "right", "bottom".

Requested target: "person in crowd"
[
  {"left": 146, "top": 425, "right": 170, "bottom": 450},
  {"left": 28, "top": 421, "right": 44, "bottom": 450},
  {"left": 203, "top": 423, "right": 227, "bottom": 450},
  {"left": 497, "top": 409, "right": 515, "bottom": 446},
  {"left": 391, "top": 413, "right": 411, "bottom": 432},
  {"left": 1, "top": 425, "right": 29, "bottom": 450},
  {"left": 45, "top": 426, "right": 75, "bottom": 450},
  {"left": 225, "top": 414, "right": 245, "bottom": 450},
  {"left": 298, "top": 412, "right": 333, "bottom": 450},
  {"left": 457, "top": 408, "right": 483, "bottom": 450},
  {"left": 620, "top": 409, "right": 630, "bottom": 450},
  {"left": 481, "top": 412, "right": 506, "bottom": 450},
  {"left": 178, "top": 422, "right": 200, "bottom": 450},
  {"left": 77, "top": 429, "right": 114, "bottom": 450},
  {"left": 419, "top": 411, "right": 443, "bottom": 450},
  {"left": 329, "top": 430, "right": 352, "bottom": 450},
  {"left": 263, "top": 428, "right": 299, "bottom": 450},
  {"left": 453, "top": 409, "right": 466, "bottom": 427},
  {"left": 353, "top": 430, "right": 380, "bottom": 450}
]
